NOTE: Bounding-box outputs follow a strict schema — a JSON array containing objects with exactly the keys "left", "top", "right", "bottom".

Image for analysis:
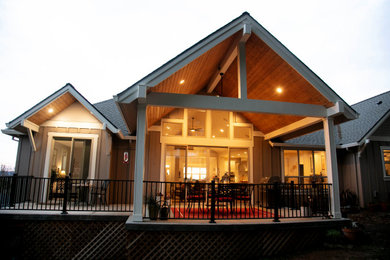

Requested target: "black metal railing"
[
  {"left": 0, "top": 175, "right": 134, "bottom": 213},
  {"left": 143, "top": 180, "right": 332, "bottom": 221}
]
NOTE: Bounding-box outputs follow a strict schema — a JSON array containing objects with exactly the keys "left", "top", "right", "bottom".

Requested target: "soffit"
[
  {"left": 147, "top": 31, "right": 241, "bottom": 127},
  {"left": 27, "top": 92, "right": 76, "bottom": 125}
]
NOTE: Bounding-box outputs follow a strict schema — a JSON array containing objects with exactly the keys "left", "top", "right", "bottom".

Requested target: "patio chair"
[
  {"left": 91, "top": 180, "right": 109, "bottom": 206},
  {"left": 216, "top": 184, "right": 234, "bottom": 214},
  {"left": 233, "top": 184, "right": 254, "bottom": 213},
  {"left": 187, "top": 182, "right": 206, "bottom": 213},
  {"left": 51, "top": 178, "right": 77, "bottom": 204}
]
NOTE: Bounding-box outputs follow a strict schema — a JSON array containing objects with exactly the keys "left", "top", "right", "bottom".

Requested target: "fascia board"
[
  {"left": 250, "top": 20, "right": 351, "bottom": 107},
  {"left": 6, "top": 85, "right": 71, "bottom": 129},
  {"left": 358, "top": 109, "right": 390, "bottom": 145},
  {"left": 116, "top": 15, "right": 250, "bottom": 102}
]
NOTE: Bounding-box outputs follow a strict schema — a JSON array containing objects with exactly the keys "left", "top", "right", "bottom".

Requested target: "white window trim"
[
  {"left": 43, "top": 132, "right": 99, "bottom": 180},
  {"left": 380, "top": 146, "right": 390, "bottom": 181}
]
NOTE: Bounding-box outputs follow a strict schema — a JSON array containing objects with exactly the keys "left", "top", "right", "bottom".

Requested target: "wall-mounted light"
[
  {"left": 48, "top": 108, "right": 54, "bottom": 113},
  {"left": 179, "top": 80, "right": 185, "bottom": 85}
]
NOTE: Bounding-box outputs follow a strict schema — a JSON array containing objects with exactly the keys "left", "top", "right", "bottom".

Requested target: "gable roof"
[
  {"left": 287, "top": 91, "right": 390, "bottom": 146},
  {"left": 115, "top": 12, "right": 357, "bottom": 137},
  {"left": 4, "top": 83, "right": 121, "bottom": 135},
  {"left": 94, "top": 99, "right": 129, "bottom": 136}
]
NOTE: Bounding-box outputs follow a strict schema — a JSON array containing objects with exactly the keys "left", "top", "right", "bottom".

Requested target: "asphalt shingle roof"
[
  {"left": 94, "top": 99, "right": 129, "bottom": 135},
  {"left": 287, "top": 91, "right": 390, "bottom": 146}
]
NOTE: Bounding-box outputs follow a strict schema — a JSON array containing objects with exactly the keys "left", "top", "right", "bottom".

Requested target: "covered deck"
[{"left": 114, "top": 13, "right": 358, "bottom": 222}]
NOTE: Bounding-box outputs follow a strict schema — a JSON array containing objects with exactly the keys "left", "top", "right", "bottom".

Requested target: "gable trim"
[{"left": 6, "top": 83, "right": 120, "bottom": 135}]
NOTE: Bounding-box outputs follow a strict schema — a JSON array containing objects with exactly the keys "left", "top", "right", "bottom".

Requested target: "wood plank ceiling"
[
  {"left": 27, "top": 92, "right": 76, "bottom": 125},
  {"left": 144, "top": 33, "right": 334, "bottom": 134}
]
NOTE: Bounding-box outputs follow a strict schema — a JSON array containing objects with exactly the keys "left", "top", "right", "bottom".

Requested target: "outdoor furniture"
[
  {"left": 187, "top": 182, "right": 206, "bottom": 212},
  {"left": 51, "top": 178, "right": 77, "bottom": 204},
  {"left": 91, "top": 180, "right": 109, "bottom": 206},
  {"left": 233, "top": 184, "right": 254, "bottom": 213},
  {"left": 216, "top": 184, "right": 234, "bottom": 213}
]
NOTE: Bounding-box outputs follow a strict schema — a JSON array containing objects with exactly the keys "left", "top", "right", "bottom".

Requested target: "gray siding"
[
  {"left": 20, "top": 126, "right": 111, "bottom": 179},
  {"left": 145, "top": 131, "right": 161, "bottom": 181},
  {"left": 15, "top": 136, "right": 32, "bottom": 176},
  {"left": 359, "top": 141, "right": 390, "bottom": 206},
  {"left": 252, "top": 136, "right": 281, "bottom": 183}
]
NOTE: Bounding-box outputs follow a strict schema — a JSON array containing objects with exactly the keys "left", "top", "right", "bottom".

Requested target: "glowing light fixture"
[
  {"left": 179, "top": 80, "right": 185, "bottom": 85},
  {"left": 166, "top": 126, "right": 171, "bottom": 130},
  {"left": 220, "top": 129, "right": 224, "bottom": 133},
  {"left": 276, "top": 87, "right": 283, "bottom": 94},
  {"left": 48, "top": 108, "right": 54, "bottom": 113},
  {"left": 190, "top": 129, "right": 195, "bottom": 132},
  {"left": 212, "top": 135, "right": 215, "bottom": 138}
]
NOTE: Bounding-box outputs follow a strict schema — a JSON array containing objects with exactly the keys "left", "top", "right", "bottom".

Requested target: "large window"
[
  {"left": 381, "top": 147, "right": 390, "bottom": 180},
  {"left": 50, "top": 137, "right": 92, "bottom": 179},
  {"left": 283, "top": 149, "right": 327, "bottom": 184},
  {"left": 165, "top": 145, "right": 248, "bottom": 183}
]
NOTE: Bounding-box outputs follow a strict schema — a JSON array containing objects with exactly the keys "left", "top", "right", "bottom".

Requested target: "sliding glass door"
[
  {"left": 165, "top": 145, "right": 249, "bottom": 183},
  {"left": 49, "top": 137, "right": 92, "bottom": 179}
]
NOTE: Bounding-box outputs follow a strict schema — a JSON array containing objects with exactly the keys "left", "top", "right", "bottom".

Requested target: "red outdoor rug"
[{"left": 170, "top": 207, "right": 274, "bottom": 219}]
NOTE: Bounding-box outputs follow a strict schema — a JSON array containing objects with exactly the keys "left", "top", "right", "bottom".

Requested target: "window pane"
[
  {"left": 314, "top": 151, "right": 327, "bottom": 178},
  {"left": 50, "top": 137, "right": 72, "bottom": 177},
  {"left": 187, "top": 109, "right": 206, "bottom": 137},
  {"left": 166, "top": 108, "right": 184, "bottom": 119},
  {"left": 165, "top": 145, "right": 186, "bottom": 182},
  {"left": 299, "top": 150, "right": 313, "bottom": 180},
  {"left": 230, "top": 148, "right": 248, "bottom": 183},
  {"left": 162, "top": 122, "right": 183, "bottom": 136},
  {"left": 233, "top": 112, "right": 250, "bottom": 123},
  {"left": 211, "top": 111, "right": 229, "bottom": 138},
  {"left": 209, "top": 147, "right": 229, "bottom": 183},
  {"left": 187, "top": 147, "right": 207, "bottom": 181},
  {"left": 383, "top": 149, "right": 390, "bottom": 176},
  {"left": 234, "top": 126, "right": 251, "bottom": 139},
  {"left": 71, "top": 139, "right": 91, "bottom": 179},
  {"left": 284, "top": 150, "right": 298, "bottom": 177}
]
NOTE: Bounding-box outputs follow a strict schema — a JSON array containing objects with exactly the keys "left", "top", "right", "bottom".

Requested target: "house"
[
  {"left": 284, "top": 91, "right": 390, "bottom": 208},
  {"left": 1, "top": 12, "right": 359, "bottom": 222}
]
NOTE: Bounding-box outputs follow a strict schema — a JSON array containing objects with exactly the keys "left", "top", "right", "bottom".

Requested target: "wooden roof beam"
[
  {"left": 146, "top": 92, "right": 327, "bottom": 118},
  {"left": 206, "top": 23, "right": 251, "bottom": 94},
  {"left": 264, "top": 117, "right": 322, "bottom": 140}
]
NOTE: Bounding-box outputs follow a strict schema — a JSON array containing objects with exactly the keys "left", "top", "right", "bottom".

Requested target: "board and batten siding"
[
  {"left": 16, "top": 126, "right": 111, "bottom": 179},
  {"left": 359, "top": 141, "right": 390, "bottom": 206},
  {"left": 252, "top": 136, "right": 281, "bottom": 183},
  {"left": 14, "top": 136, "right": 32, "bottom": 176}
]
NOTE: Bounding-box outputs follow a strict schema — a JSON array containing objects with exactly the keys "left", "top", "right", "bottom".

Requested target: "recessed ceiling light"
[
  {"left": 48, "top": 108, "right": 54, "bottom": 113},
  {"left": 276, "top": 87, "right": 283, "bottom": 94},
  {"left": 220, "top": 129, "right": 224, "bottom": 133},
  {"left": 179, "top": 80, "right": 185, "bottom": 85}
]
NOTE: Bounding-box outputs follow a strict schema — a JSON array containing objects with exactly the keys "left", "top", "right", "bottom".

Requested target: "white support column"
[
  {"left": 323, "top": 117, "right": 342, "bottom": 218},
  {"left": 131, "top": 103, "right": 147, "bottom": 222},
  {"left": 237, "top": 41, "right": 247, "bottom": 99}
]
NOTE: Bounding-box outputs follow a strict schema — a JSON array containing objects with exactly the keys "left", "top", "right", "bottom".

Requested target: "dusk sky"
[{"left": 0, "top": 0, "right": 389, "bottom": 168}]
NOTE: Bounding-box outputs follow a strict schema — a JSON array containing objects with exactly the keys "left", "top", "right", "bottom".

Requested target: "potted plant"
[{"left": 146, "top": 195, "right": 160, "bottom": 220}]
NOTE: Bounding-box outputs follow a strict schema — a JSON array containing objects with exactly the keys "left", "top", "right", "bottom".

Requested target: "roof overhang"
[
  {"left": 115, "top": 13, "right": 358, "bottom": 139},
  {"left": 5, "top": 83, "right": 121, "bottom": 136}
]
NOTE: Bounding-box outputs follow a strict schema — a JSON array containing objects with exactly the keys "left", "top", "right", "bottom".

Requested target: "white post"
[
  {"left": 323, "top": 117, "right": 342, "bottom": 218},
  {"left": 131, "top": 103, "right": 147, "bottom": 222},
  {"left": 237, "top": 41, "right": 247, "bottom": 100}
]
